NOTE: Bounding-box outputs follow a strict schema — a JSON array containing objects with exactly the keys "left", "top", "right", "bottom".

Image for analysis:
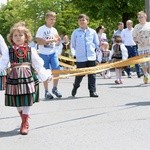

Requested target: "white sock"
[
  {"left": 22, "top": 106, "right": 31, "bottom": 115},
  {"left": 118, "top": 69, "right": 122, "bottom": 80},
  {"left": 106, "top": 70, "right": 111, "bottom": 77},
  {"left": 115, "top": 68, "right": 119, "bottom": 80},
  {"left": 17, "top": 107, "right": 23, "bottom": 113}
]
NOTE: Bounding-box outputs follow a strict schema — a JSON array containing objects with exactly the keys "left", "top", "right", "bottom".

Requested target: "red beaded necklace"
[{"left": 14, "top": 44, "right": 27, "bottom": 59}]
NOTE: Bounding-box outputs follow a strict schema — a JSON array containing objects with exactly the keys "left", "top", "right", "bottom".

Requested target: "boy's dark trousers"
[
  {"left": 73, "top": 61, "right": 96, "bottom": 93},
  {"left": 125, "top": 45, "right": 143, "bottom": 77}
]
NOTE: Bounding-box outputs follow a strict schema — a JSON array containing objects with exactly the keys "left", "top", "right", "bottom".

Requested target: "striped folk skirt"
[
  {"left": 0, "top": 70, "right": 6, "bottom": 91},
  {"left": 5, "top": 67, "right": 39, "bottom": 107}
]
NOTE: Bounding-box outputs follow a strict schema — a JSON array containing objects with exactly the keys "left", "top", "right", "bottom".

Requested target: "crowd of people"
[
  {"left": 0, "top": 10, "right": 150, "bottom": 135},
  {"left": 96, "top": 11, "right": 149, "bottom": 84}
]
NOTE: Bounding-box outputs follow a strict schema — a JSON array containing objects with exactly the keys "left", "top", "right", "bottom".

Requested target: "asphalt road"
[{"left": 0, "top": 71, "right": 150, "bottom": 150}]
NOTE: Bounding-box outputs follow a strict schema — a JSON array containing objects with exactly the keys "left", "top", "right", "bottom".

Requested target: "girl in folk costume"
[
  {"left": 5, "top": 22, "right": 52, "bottom": 135},
  {"left": 96, "top": 41, "right": 111, "bottom": 78},
  {"left": 0, "top": 35, "right": 9, "bottom": 90},
  {"left": 109, "top": 35, "right": 128, "bottom": 84}
]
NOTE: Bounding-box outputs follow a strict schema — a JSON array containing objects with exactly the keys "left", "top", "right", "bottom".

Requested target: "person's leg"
[
  {"left": 22, "top": 106, "right": 30, "bottom": 115},
  {"left": 142, "top": 65, "right": 149, "bottom": 84},
  {"left": 135, "top": 64, "right": 143, "bottom": 77},
  {"left": 87, "top": 61, "right": 98, "bottom": 97},
  {"left": 124, "top": 46, "right": 132, "bottom": 77},
  {"left": 72, "top": 76, "right": 84, "bottom": 96},
  {"left": 106, "top": 69, "right": 111, "bottom": 78},
  {"left": 115, "top": 68, "right": 120, "bottom": 84},
  {"left": 39, "top": 54, "right": 53, "bottom": 99},
  {"left": 132, "top": 46, "right": 143, "bottom": 77},
  {"left": 138, "top": 50, "right": 149, "bottom": 83},
  {"left": 71, "top": 62, "right": 86, "bottom": 96},
  {"left": 50, "top": 53, "right": 62, "bottom": 98},
  {"left": 20, "top": 106, "right": 31, "bottom": 135},
  {"left": 17, "top": 107, "right": 23, "bottom": 117},
  {"left": 102, "top": 71, "right": 106, "bottom": 78},
  {"left": 119, "top": 68, "right": 123, "bottom": 84},
  {"left": 87, "top": 61, "right": 96, "bottom": 92}
]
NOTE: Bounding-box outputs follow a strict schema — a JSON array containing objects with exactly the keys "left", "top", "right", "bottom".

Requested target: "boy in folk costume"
[
  {"left": 0, "top": 35, "right": 9, "bottom": 90},
  {"left": 96, "top": 41, "right": 111, "bottom": 78},
  {"left": 4, "top": 22, "right": 52, "bottom": 135},
  {"left": 109, "top": 35, "right": 128, "bottom": 84}
]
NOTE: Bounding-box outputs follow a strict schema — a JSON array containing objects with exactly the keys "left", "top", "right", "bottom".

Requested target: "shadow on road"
[
  {"left": 0, "top": 128, "right": 19, "bottom": 138},
  {"left": 125, "top": 101, "right": 150, "bottom": 107},
  {"left": 97, "top": 83, "right": 115, "bottom": 86},
  {"left": 0, "top": 115, "right": 19, "bottom": 120},
  {"left": 110, "top": 84, "right": 149, "bottom": 88},
  {"left": 40, "top": 96, "right": 90, "bottom": 101},
  {"left": 31, "top": 112, "right": 107, "bottom": 131}
]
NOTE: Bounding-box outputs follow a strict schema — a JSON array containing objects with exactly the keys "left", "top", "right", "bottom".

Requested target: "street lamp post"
[{"left": 145, "top": 0, "right": 150, "bottom": 21}]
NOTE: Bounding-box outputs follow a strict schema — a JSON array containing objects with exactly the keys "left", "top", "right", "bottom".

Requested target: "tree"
[
  {"left": 0, "top": 0, "right": 145, "bottom": 42},
  {"left": 70, "top": 0, "right": 144, "bottom": 38}
]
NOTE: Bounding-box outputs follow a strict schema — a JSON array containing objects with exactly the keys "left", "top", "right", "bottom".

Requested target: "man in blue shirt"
[{"left": 71, "top": 14, "right": 99, "bottom": 97}]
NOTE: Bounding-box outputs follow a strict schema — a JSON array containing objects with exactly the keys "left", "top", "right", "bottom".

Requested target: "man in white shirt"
[{"left": 121, "top": 20, "right": 143, "bottom": 78}]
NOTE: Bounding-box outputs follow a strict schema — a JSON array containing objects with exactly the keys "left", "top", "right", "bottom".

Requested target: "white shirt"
[
  {"left": 36, "top": 25, "right": 58, "bottom": 55},
  {"left": 121, "top": 28, "right": 136, "bottom": 46},
  {"left": 71, "top": 27, "right": 99, "bottom": 62},
  {"left": 98, "top": 33, "right": 107, "bottom": 45},
  {"left": 133, "top": 22, "right": 150, "bottom": 51},
  {"left": 0, "top": 35, "right": 9, "bottom": 72}
]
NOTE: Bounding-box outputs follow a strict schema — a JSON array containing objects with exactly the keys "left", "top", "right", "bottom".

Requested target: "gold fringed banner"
[
  {"left": 52, "top": 54, "right": 150, "bottom": 80},
  {"left": 58, "top": 55, "right": 76, "bottom": 62},
  {"left": 53, "top": 68, "right": 109, "bottom": 80},
  {"left": 59, "top": 62, "right": 76, "bottom": 69},
  {"left": 108, "top": 55, "right": 150, "bottom": 69}
]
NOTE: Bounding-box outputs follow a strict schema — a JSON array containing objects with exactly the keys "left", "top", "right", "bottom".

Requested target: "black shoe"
[
  {"left": 52, "top": 87, "right": 62, "bottom": 98},
  {"left": 45, "top": 92, "right": 54, "bottom": 99},
  {"left": 90, "top": 92, "right": 99, "bottom": 97},
  {"left": 128, "top": 74, "right": 132, "bottom": 78},
  {"left": 71, "top": 87, "right": 77, "bottom": 97},
  {"left": 137, "top": 73, "right": 144, "bottom": 78},
  {"left": 122, "top": 71, "right": 126, "bottom": 76}
]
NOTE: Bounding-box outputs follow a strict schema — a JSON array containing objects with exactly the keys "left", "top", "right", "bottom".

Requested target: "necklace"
[{"left": 14, "top": 45, "right": 27, "bottom": 59}]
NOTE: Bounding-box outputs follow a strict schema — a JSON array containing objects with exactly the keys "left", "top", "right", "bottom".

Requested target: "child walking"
[
  {"left": 36, "top": 11, "right": 62, "bottom": 99},
  {"left": 71, "top": 14, "right": 99, "bottom": 97},
  {"left": 109, "top": 35, "right": 128, "bottom": 84},
  {"left": 0, "top": 34, "right": 9, "bottom": 90},
  {"left": 96, "top": 41, "right": 111, "bottom": 78},
  {"left": 4, "top": 22, "right": 52, "bottom": 135}
]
